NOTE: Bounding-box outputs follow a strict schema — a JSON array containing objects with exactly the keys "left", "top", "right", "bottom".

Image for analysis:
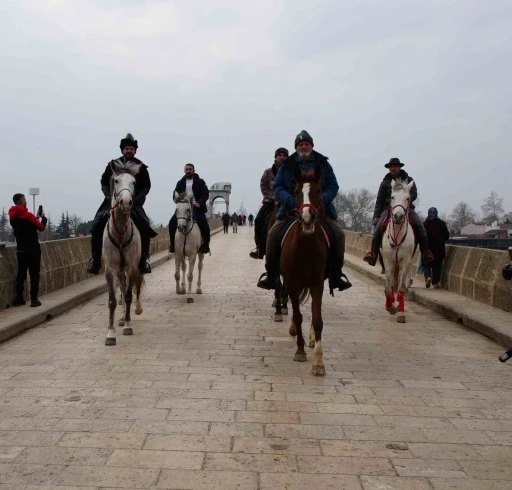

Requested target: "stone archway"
[{"left": 209, "top": 182, "right": 232, "bottom": 215}]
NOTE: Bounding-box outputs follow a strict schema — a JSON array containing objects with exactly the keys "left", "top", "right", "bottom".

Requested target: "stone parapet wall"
[
  {"left": 0, "top": 218, "right": 221, "bottom": 311},
  {"left": 344, "top": 229, "right": 512, "bottom": 312}
]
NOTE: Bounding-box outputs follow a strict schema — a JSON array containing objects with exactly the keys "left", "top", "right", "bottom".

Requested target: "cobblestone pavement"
[{"left": 1, "top": 226, "right": 512, "bottom": 489}]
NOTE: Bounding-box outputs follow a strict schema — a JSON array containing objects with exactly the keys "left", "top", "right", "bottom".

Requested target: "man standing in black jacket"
[
  {"left": 87, "top": 133, "right": 157, "bottom": 275},
  {"left": 168, "top": 163, "right": 210, "bottom": 254},
  {"left": 9, "top": 193, "right": 47, "bottom": 307},
  {"left": 363, "top": 158, "right": 434, "bottom": 267}
]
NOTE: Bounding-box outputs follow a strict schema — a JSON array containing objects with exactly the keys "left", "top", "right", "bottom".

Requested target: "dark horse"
[
  {"left": 281, "top": 164, "right": 328, "bottom": 375},
  {"left": 268, "top": 202, "right": 289, "bottom": 322}
]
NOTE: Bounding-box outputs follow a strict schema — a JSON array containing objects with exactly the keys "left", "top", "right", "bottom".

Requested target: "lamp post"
[{"left": 28, "top": 188, "right": 40, "bottom": 214}]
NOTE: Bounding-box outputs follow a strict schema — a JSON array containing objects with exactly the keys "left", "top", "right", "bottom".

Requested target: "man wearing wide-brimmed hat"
[{"left": 363, "top": 157, "right": 434, "bottom": 266}]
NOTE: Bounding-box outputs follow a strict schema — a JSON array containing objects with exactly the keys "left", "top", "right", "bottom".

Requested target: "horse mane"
[
  {"left": 392, "top": 179, "right": 408, "bottom": 192},
  {"left": 300, "top": 170, "right": 318, "bottom": 182},
  {"left": 111, "top": 159, "right": 141, "bottom": 177},
  {"left": 175, "top": 193, "right": 192, "bottom": 204}
]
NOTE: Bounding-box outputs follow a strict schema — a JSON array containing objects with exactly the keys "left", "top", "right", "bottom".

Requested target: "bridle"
[
  {"left": 107, "top": 185, "right": 134, "bottom": 266},
  {"left": 387, "top": 201, "right": 410, "bottom": 249},
  {"left": 176, "top": 200, "right": 195, "bottom": 237}
]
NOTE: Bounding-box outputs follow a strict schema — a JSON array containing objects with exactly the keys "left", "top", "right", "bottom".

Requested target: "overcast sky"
[{"left": 1, "top": 0, "right": 511, "bottom": 227}]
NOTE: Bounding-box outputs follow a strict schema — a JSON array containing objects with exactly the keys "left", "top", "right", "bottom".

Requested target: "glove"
[{"left": 101, "top": 186, "right": 110, "bottom": 198}]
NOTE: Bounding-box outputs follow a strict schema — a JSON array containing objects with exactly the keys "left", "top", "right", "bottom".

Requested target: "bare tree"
[
  {"left": 481, "top": 191, "right": 504, "bottom": 224},
  {"left": 69, "top": 214, "right": 83, "bottom": 237},
  {"left": 238, "top": 201, "right": 247, "bottom": 216},
  {"left": 449, "top": 201, "right": 476, "bottom": 234},
  {"left": 40, "top": 214, "right": 55, "bottom": 242},
  {"left": 503, "top": 212, "right": 512, "bottom": 224},
  {"left": 338, "top": 188, "right": 375, "bottom": 233}
]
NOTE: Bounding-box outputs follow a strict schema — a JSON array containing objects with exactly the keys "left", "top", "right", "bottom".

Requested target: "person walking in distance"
[
  {"left": 423, "top": 207, "right": 450, "bottom": 288},
  {"left": 9, "top": 194, "right": 48, "bottom": 307},
  {"left": 222, "top": 212, "right": 230, "bottom": 234}
]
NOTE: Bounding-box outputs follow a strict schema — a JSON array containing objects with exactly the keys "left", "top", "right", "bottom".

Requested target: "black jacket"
[
  {"left": 174, "top": 174, "right": 209, "bottom": 213},
  {"left": 101, "top": 157, "right": 151, "bottom": 206},
  {"left": 424, "top": 218, "right": 450, "bottom": 261},
  {"left": 373, "top": 170, "right": 417, "bottom": 219},
  {"left": 8, "top": 205, "right": 47, "bottom": 252}
]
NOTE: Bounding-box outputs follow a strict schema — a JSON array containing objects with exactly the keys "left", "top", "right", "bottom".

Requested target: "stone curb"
[
  {"left": 0, "top": 227, "right": 223, "bottom": 344},
  {"left": 345, "top": 253, "right": 512, "bottom": 348}
]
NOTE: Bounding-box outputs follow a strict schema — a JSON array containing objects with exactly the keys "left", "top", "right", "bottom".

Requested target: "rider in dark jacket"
[
  {"left": 168, "top": 163, "right": 210, "bottom": 254},
  {"left": 87, "top": 133, "right": 157, "bottom": 275},
  {"left": 363, "top": 157, "right": 434, "bottom": 266}
]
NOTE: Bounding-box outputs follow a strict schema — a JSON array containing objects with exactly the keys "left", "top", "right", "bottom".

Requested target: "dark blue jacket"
[{"left": 273, "top": 151, "right": 339, "bottom": 219}]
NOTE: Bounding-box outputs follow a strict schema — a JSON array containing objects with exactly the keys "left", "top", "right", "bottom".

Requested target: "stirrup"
[
  {"left": 257, "top": 272, "right": 275, "bottom": 290},
  {"left": 200, "top": 243, "right": 210, "bottom": 254},
  {"left": 249, "top": 248, "right": 260, "bottom": 259},
  {"left": 168, "top": 243, "right": 175, "bottom": 253},
  {"left": 139, "top": 258, "right": 152, "bottom": 274}
]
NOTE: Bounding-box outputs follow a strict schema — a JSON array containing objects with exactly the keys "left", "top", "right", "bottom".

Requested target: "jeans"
[{"left": 15, "top": 249, "right": 41, "bottom": 299}]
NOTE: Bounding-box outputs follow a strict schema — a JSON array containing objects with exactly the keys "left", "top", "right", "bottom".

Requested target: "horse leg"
[
  {"left": 309, "top": 322, "right": 315, "bottom": 348},
  {"left": 187, "top": 254, "right": 197, "bottom": 303},
  {"left": 281, "top": 286, "right": 288, "bottom": 316},
  {"left": 105, "top": 272, "right": 117, "bottom": 346},
  {"left": 289, "top": 292, "right": 307, "bottom": 362},
  {"left": 123, "top": 276, "right": 134, "bottom": 335},
  {"left": 174, "top": 255, "right": 183, "bottom": 295},
  {"left": 310, "top": 283, "right": 325, "bottom": 376},
  {"left": 180, "top": 258, "right": 187, "bottom": 295},
  {"left": 274, "top": 278, "right": 283, "bottom": 322},
  {"left": 134, "top": 274, "right": 143, "bottom": 315},
  {"left": 397, "top": 262, "right": 408, "bottom": 324},
  {"left": 384, "top": 262, "right": 397, "bottom": 315},
  {"left": 196, "top": 252, "right": 203, "bottom": 294},
  {"left": 118, "top": 273, "right": 127, "bottom": 326}
]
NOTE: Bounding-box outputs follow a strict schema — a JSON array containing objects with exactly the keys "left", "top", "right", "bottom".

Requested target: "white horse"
[
  {"left": 104, "top": 162, "right": 144, "bottom": 345},
  {"left": 173, "top": 192, "right": 204, "bottom": 303},
  {"left": 382, "top": 179, "right": 417, "bottom": 323}
]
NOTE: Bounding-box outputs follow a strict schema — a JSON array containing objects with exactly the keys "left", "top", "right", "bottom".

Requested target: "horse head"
[
  {"left": 294, "top": 164, "right": 323, "bottom": 234},
  {"left": 110, "top": 161, "right": 138, "bottom": 214},
  {"left": 390, "top": 178, "right": 414, "bottom": 224},
  {"left": 174, "top": 191, "right": 193, "bottom": 234}
]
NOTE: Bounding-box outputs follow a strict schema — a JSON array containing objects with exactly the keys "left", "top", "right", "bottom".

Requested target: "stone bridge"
[{"left": 0, "top": 226, "right": 512, "bottom": 488}]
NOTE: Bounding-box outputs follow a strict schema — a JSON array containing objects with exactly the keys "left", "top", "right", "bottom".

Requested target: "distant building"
[{"left": 460, "top": 221, "right": 499, "bottom": 236}]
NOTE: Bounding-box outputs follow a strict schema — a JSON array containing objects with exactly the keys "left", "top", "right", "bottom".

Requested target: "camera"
[{"left": 38, "top": 205, "right": 43, "bottom": 216}]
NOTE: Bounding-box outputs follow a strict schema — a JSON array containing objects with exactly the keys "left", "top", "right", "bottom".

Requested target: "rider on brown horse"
[
  {"left": 257, "top": 130, "right": 352, "bottom": 292},
  {"left": 250, "top": 147, "right": 289, "bottom": 259},
  {"left": 363, "top": 157, "right": 434, "bottom": 267}
]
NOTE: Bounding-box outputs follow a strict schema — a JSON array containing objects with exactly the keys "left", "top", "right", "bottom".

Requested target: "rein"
[
  {"left": 107, "top": 188, "right": 135, "bottom": 269},
  {"left": 386, "top": 203, "right": 410, "bottom": 263}
]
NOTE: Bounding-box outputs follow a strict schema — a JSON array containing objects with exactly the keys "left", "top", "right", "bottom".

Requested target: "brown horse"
[
  {"left": 281, "top": 164, "right": 328, "bottom": 375},
  {"left": 268, "top": 201, "right": 289, "bottom": 322}
]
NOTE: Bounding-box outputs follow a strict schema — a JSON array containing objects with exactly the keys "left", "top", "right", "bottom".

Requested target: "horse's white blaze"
[{"left": 301, "top": 183, "right": 311, "bottom": 223}]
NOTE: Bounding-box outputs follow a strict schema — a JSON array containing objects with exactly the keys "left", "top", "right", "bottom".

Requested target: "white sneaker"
[{"left": 425, "top": 277, "right": 432, "bottom": 288}]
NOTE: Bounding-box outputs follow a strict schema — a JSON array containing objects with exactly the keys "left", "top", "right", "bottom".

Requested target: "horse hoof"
[
  {"left": 123, "top": 327, "right": 133, "bottom": 335},
  {"left": 397, "top": 316, "right": 406, "bottom": 323},
  {"left": 289, "top": 325, "right": 296, "bottom": 337},
  {"left": 282, "top": 308, "right": 288, "bottom": 315},
  {"left": 311, "top": 365, "right": 326, "bottom": 376},
  {"left": 187, "top": 297, "right": 194, "bottom": 303},
  {"left": 135, "top": 306, "right": 143, "bottom": 315},
  {"left": 196, "top": 289, "right": 202, "bottom": 294},
  {"left": 294, "top": 352, "right": 307, "bottom": 362},
  {"left": 105, "top": 338, "right": 116, "bottom": 346},
  {"left": 274, "top": 314, "right": 283, "bottom": 323},
  {"left": 272, "top": 299, "right": 277, "bottom": 307},
  {"left": 118, "top": 319, "right": 125, "bottom": 327},
  {"left": 309, "top": 340, "right": 315, "bottom": 348},
  {"left": 387, "top": 305, "right": 397, "bottom": 315}
]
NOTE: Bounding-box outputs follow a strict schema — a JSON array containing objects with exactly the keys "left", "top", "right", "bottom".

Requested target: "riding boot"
[
  {"left": 363, "top": 227, "right": 382, "bottom": 266},
  {"left": 87, "top": 225, "right": 104, "bottom": 274},
  {"left": 410, "top": 220, "right": 435, "bottom": 265},
  {"left": 257, "top": 256, "right": 278, "bottom": 290},
  {"left": 331, "top": 255, "right": 352, "bottom": 292},
  {"left": 139, "top": 233, "right": 151, "bottom": 274},
  {"left": 168, "top": 215, "right": 177, "bottom": 253},
  {"left": 196, "top": 216, "right": 210, "bottom": 254}
]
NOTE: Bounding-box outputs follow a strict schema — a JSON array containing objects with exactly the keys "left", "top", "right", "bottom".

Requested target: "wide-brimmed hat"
[{"left": 385, "top": 157, "right": 404, "bottom": 168}]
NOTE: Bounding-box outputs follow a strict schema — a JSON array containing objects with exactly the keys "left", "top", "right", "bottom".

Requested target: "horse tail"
[{"left": 299, "top": 288, "right": 310, "bottom": 306}]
